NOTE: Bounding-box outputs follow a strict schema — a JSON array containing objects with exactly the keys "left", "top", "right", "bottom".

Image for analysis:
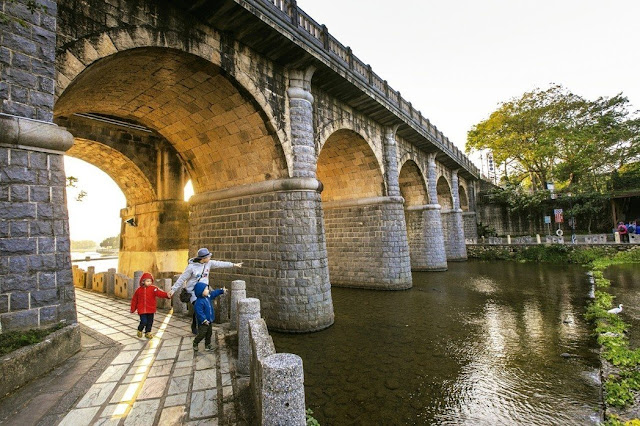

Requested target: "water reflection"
[{"left": 272, "top": 261, "right": 602, "bottom": 425}]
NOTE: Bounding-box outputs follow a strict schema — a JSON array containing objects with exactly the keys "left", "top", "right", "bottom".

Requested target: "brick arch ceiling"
[
  {"left": 436, "top": 176, "right": 453, "bottom": 209},
  {"left": 67, "top": 138, "right": 155, "bottom": 205},
  {"left": 317, "top": 129, "right": 384, "bottom": 202},
  {"left": 399, "top": 160, "right": 428, "bottom": 207},
  {"left": 54, "top": 47, "right": 288, "bottom": 194}
]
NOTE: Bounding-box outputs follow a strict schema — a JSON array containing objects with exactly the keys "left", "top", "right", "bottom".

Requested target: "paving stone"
[
  {"left": 158, "top": 405, "right": 187, "bottom": 425},
  {"left": 190, "top": 389, "right": 218, "bottom": 419},
  {"left": 193, "top": 368, "right": 217, "bottom": 391},
  {"left": 96, "top": 364, "right": 129, "bottom": 383},
  {"left": 123, "top": 399, "right": 160, "bottom": 426},
  {"left": 137, "top": 376, "right": 169, "bottom": 400},
  {"left": 163, "top": 394, "right": 187, "bottom": 407},
  {"left": 58, "top": 406, "right": 101, "bottom": 426},
  {"left": 168, "top": 376, "right": 190, "bottom": 395},
  {"left": 76, "top": 382, "right": 118, "bottom": 408}
]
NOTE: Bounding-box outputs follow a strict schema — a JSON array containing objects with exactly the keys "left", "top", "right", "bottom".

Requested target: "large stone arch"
[
  {"left": 66, "top": 138, "right": 156, "bottom": 205},
  {"left": 318, "top": 129, "right": 410, "bottom": 289},
  {"left": 436, "top": 176, "right": 453, "bottom": 210},
  {"left": 317, "top": 129, "right": 385, "bottom": 201},
  {"left": 55, "top": 47, "right": 289, "bottom": 193},
  {"left": 316, "top": 119, "right": 385, "bottom": 192},
  {"left": 398, "top": 159, "right": 428, "bottom": 207},
  {"left": 55, "top": 26, "right": 292, "bottom": 169}
]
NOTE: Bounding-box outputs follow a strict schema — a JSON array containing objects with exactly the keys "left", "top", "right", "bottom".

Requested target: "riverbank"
[{"left": 584, "top": 250, "right": 640, "bottom": 425}]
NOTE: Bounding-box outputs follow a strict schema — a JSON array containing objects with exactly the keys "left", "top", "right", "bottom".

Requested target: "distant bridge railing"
[
  {"left": 466, "top": 234, "right": 621, "bottom": 245},
  {"left": 262, "top": 0, "right": 479, "bottom": 177}
]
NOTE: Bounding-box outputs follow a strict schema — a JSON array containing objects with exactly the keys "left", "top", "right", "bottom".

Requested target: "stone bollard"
[
  {"left": 230, "top": 280, "right": 246, "bottom": 330},
  {"left": 86, "top": 266, "right": 95, "bottom": 290},
  {"left": 614, "top": 232, "right": 621, "bottom": 244},
  {"left": 237, "top": 298, "right": 261, "bottom": 376},
  {"left": 171, "top": 274, "right": 186, "bottom": 314},
  {"left": 507, "top": 235, "right": 511, "bottom": 245},
  {"left": 132, "top": 271, "right": 143, "bottom": 297},
  {"left": 536, "top": 234, "right": 541, "bottom": 244},
  {"left": 215, "top": 291, "right": 229, "bottom": 324},
  {"left": 106, "top": 268, "right": 116, "bottom": 295},
  {"left": 159, "top": 278, "right": 172, "bottom": 309},
  {"left": 481, "top": 236, "right": 485, "bottom": 244},
  {"left": 262, "top": 353, "right": 306, "bottom": 426}
]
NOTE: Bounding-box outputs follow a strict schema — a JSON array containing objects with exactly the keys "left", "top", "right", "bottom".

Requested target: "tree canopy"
[{"left": 466, "top": 85, "right": 640, "bottom": 192}]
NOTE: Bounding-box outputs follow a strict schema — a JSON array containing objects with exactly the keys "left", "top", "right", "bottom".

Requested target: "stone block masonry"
[
  {"left": 0, "top": 145, "right": 76, "bottom": 332},
  {"left": 188, "top": 178, "right": 334, "bottom": 333},
  {"left": 323, "top": 196, "right": 412, "bottom": 289},
  {"left": 0, "top": 0, "right": 57, "bottom": 122}
]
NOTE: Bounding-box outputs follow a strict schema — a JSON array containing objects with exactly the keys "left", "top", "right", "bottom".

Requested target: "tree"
[
  {"left": 467, "top": 85, "right": 640, "bottom": 192},
  {"left": 66, "top": 176, "right": 87, "bottom": 202},
  {"left": 100, "top": 235, "right": 120, "bottom": 249}
]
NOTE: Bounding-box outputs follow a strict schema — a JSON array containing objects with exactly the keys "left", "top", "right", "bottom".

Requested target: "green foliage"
[
  {"left": 567, "top": 247, "right": 607, "bottom": 265},
  {"left": 476, "top": 222, "right": 497, "bottom": 237},
  {"left": 467, "top": 84, "right": 640, "bottom": 193},
  {"left": 606, "top": 378, "right": 636, "bottom": 408},
  {"left": 514, "top": 245, "right": 570, "bottom": 263},
  {"left": 473, "top": 248, "right": 512, "bottom": 261},
  {"left": 100, "top": 235, "right": 120, "bottom": 248},
  {"left": 0, "top": 323, "right": 65, "bottom": 356},
  {"left": 610, "top": 162, "right": 640, "bottom": 191},
  {"left": 66, "top": 176, "right": 87, "bottom": 202},
  {"left": 306, "top": 408, "right": 320, "bottom": 426}
]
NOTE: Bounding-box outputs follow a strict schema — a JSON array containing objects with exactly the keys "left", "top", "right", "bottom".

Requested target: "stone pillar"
[
  {"left": 405, "top": 205, "right": 448, "bottom": 271},
  {"left": 383, "top": 126, "right": 401, "bottom": 197},
  {"left": 189, "top": 178, "right": 334, "bottom": 333},
  {"left": 425, "top": 154, "right": 448, "bottom": 270},
  {"left": 448, "top": 170, "right": 468, "bottom": 261},
  {"left": 170, "top": 273, "right": 187, "bottom": 314},
  {"left": 323, "top": 196, "right": 412, "bottom": 289},
  {"left": 237, "top": 298, "right": 261, "bottom": 376},
  {"left": 262, "top": 353, "right": 306, "bottom": 426},
  {"left": 287, "top": 66, "right": 316, "bottom": 178},
  {"left": 230, "top": 279, "right": 246, "bottom": 331},
  {"left": 0, "top": 117, "right": 75, "bottom": 331},
  {"left": 106, "top": 268, "right": 116, "bottom": 295},
  {"left": 118, "top": 200, "right": 189, "bottom": 279}
]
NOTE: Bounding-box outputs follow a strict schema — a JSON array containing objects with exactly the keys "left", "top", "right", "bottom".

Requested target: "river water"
[{"left": 272, "top": 261, "right": 603, "bottom": 425}]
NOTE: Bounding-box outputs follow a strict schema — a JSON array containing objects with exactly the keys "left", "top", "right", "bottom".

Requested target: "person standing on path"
[
  {"left": 192, "top": 281, "right": 226, "bottom": 352},
  {"left": 130, "top": 272, "right": 171, "bottom": 338},
  {"left": 169, "top": 248, "right": 242, "bottom": 334}
]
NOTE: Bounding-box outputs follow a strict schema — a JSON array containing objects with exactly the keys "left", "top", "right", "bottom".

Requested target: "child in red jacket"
[{"left": 130, "top": 272, "right": 170, "bottom": 339}]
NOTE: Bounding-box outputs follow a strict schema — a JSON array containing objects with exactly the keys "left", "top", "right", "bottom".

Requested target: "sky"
[{"left": 64, "top": 0, "right": 640, "bottom": 242}]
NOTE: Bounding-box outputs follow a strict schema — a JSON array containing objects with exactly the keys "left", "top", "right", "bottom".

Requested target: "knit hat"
[
  {"left": 139, "top": 272, "right": 154, "bottom": 285},
  {"left": 194, "top": 248, "right": 212, "bottom": 260}
]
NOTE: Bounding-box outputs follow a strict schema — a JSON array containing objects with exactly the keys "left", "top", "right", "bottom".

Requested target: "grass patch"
[
  {"left": 583, "top": 247, "right": 640, "bottom": 421},
  {"left": 0, "top": 322, "right": 66, "bottom": 356}
]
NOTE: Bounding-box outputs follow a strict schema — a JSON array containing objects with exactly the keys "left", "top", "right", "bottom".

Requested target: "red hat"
[{"left": 139, "top": 272, "right": 154, "bottom": 285}]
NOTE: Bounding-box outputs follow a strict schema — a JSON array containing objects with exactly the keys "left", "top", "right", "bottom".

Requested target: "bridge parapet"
[{"left": 260, "top": 0, "right": 479, "bottom": 178}]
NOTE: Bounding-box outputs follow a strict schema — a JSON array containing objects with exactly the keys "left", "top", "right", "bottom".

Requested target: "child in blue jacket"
[{"left": 193, "top": 281, "right": 225, "bottom": 352}]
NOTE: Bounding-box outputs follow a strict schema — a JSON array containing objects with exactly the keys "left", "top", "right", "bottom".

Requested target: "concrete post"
[
  {"left": 132, "top": 271, "right": 142, "bottom": 297},
  {"left": 536, "top": 234, "right": 541, "bottom": 244},
  {"left": 262, "top": 353, "right": 306, "bottom": 426},
  {"left": 159, "top": 278, "right": 172, "bottom": 309},
  {"left": 230, "top": 280, "right": 246, "bottom": 330},
  {"left": 215, "top": 291, "right": 229, "bottom": 324},
  {"left": 106, "top": 268, "right": 116, "bottom": 295},
  {"left": 237, "top": 298, "right": 261, "bottom": 376},
  {"left": 507, "top": 235, "right": 511, "bottom": 244},
  {"left": 86, "top": 266, "right": 95, "bottom": 291}
]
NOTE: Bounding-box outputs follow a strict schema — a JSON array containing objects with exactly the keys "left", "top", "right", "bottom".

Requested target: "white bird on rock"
[{"left": 607, "top": 304, "right": 623, "bottom": 314}]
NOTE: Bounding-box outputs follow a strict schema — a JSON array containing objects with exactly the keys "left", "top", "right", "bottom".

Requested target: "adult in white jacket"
[{"left": 170, "top": 247, "right": 242, "bottom": 333}]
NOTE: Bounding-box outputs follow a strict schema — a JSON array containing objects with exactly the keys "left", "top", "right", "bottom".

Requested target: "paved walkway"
[{"left": 0, "top": 289, "right": 250, "bottom": 425}]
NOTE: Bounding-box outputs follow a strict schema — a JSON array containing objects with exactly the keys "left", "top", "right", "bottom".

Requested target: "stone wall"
[
  {"left": 189, "top": 179, "right": 334, "bottom": 333},
  {"left": 463, "top": 211, "right": 478, "bottom": 239},
  {"left": 0, "top": 147, "right": 76, "bottom": 332},
  {"left": 323, "top": 197, "right": 411, "bottom": 289}
]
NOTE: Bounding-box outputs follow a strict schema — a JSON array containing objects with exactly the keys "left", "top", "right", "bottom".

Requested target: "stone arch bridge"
[{"left": 0, "top": 0, "right": 480, "bottom": 333}]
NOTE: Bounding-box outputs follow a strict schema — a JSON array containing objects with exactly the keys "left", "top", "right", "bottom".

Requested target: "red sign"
[{"left": 554, "top": 209, "right": 563, "bottom": 223}]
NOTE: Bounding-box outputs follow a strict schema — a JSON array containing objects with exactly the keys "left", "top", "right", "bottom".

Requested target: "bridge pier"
[
  {"left": 118, "top": 200, "right": 189, "bottom": 278},
  {"left": 446, "top": 170, "right": 468, "bottom": 261},
  {"left": 406, "top": 205, "right": 448, "bottom": 271},
  {"left": 324, "top": 196, "right": 412, "bottom": 289},
  {"left": 426, "top": 154, "right": 449, "bottom": 269},
  {"left": 189, "top": 178, "right": 334, "bottom": 333}
]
